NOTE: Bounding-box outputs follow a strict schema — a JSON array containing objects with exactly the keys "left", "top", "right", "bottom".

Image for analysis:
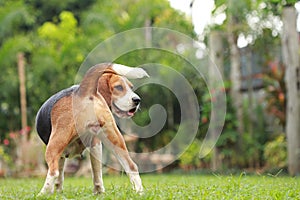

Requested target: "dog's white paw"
[
  {"left": 128, "top": 173, "right": 143, "bottom": 194},
  {"left": 37, "top": 187, "right": 54, "bottom": 196},
  {"left": 93, "top": 185, "right": 105, "bottom": 195}
]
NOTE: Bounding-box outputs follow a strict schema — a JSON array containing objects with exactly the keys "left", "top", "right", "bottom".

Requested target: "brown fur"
[
  {"left": 77, "top": 63, "right": 115, "bottom": 97},
  {"left": 39, "top": 63, "right": 143, "bottom": 194},
  {"left": 46, "top": 95, "right": 76, "bottom": 176}
]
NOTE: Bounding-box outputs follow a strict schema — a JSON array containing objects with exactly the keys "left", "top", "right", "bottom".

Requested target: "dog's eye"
[{"left": 114, "top": 85, "right": 123, "bottom": 91}]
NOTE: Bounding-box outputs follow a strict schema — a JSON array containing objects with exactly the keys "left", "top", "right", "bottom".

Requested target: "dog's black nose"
[{"left": 132, "top": 97, "right": 141, "bottom": 106}]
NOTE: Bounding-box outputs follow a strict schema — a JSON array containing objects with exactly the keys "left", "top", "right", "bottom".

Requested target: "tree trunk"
[
  {"left": 16, "top": 52, "right": 27, "bottom": 174},
  {"left": 281, "top": 6, "right": 300, "bottom": 176},
  {"left": 227, "top": 10, "right": 244, "bottom": 146},
  {"left": 209, "top": 31, "right": 224, "bottom": 171},
  {"left": 246, "top": 50, "right": 259, "bottom": 168},
  {"left": 17, "top": 52, "right": 28, "bottom": 140}
]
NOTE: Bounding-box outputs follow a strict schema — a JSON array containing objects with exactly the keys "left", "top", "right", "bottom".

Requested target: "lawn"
[{"left": 0, "top": 173, "right": 299, "bottom": 199}]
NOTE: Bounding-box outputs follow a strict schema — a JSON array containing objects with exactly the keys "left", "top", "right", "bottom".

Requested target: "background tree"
[
  {"left": 203, "top": 0, "right": 292, "bottom": 170},
  {"left": 208, "top": 31, "right": 224, "bottom": 171},
  {"left": 280, "top": 1, "right": 300, "bottom": 176}
]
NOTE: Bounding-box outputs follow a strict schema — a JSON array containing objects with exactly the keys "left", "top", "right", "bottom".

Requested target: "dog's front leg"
[
  {"left": 92, "top": 95, "right": 143, "bottom": 193},
  {"left": 55, "top": 157, "right": 66, "bottom": 192},
  {"left": 90, "top": 137, "right": 105, "bottom": 194},
  {"left": 113, "top": 146, "right": 143, "bottom": 193},
  {"left": 99, "top": 126, "right": 143, "bottom": 193}
]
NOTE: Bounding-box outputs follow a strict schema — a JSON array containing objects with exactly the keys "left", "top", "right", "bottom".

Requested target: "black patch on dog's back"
[{"left": 35, "top": 85, "right": 79, "bottom": 144}]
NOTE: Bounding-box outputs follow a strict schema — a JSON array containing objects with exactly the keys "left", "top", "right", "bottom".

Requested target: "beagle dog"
[{"left": 36, "top": 63, "right": 149, "bottom": 195}]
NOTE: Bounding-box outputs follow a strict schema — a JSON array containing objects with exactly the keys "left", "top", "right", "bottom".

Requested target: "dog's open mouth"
[{"left": 112, "top": 102, "right": 137, "bottom": 118}]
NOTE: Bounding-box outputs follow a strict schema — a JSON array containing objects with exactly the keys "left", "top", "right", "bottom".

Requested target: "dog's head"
[
  {"left": 98, "top": 72, "right": 142, "bottom": 118},
  {"left": 78, "top": 63, "right": 149, "bottom": 118}
]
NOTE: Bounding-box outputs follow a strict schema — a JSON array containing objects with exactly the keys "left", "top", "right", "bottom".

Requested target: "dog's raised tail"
[{"left": 111, "top": 63, "right": 149, "bottom": 79}]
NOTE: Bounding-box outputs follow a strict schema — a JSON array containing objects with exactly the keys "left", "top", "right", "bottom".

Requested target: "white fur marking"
[
  {"left": 90, "top": 143, "right": 105, "bottom": 193},
  {"left": 38, "top": 170, "right": 59, "bottom": 195},
  {"left": 114, "top": 77, "right": 140, "bottom": 111},
  {"left": 129, "top": 173, "right": 143, "bottom": 193},
  {"left": 90, "top": 142, "right": 105, "bottom": 194},
  {"left": 112, "top": 64, "right": 149, "bottom": 79}
]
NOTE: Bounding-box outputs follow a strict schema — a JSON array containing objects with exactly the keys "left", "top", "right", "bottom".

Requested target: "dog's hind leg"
[
  {"left": 90, "top": 137, "right": 105, "bottom": 194},
  {"left": 38, "top": 130, "right": 71, "bottom": 195},
  {"left": 55, "top": 157, "right": 66, "bottom": 192},
  {"left": 39, "top": 143, "right": 63, "bottom": 194}
]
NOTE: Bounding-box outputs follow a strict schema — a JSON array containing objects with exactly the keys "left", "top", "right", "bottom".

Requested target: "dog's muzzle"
[
  {"left": 112, "top": 100, "right": 140, "bottom": 118},
  {"left": 132, "top": 96, "right": 141, "bottom": 106}
]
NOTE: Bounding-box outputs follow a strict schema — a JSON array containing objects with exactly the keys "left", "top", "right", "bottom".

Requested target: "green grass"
[{"left": 0, "top": 174, "right": 299, "bottom": 199}]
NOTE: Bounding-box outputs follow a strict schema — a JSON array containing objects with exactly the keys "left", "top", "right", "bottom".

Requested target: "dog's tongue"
[
  {"left": 127, "top": 111, "right": 134, "bottom": 116},
  {"left": 128, "top": 108, "right": 136, "bottom": 116}
]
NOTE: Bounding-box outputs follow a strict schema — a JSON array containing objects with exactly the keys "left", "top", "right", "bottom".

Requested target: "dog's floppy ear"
[
  {"left": 111, "top": 64, "right": 149, "bottom": 79},
  {"left": 96, "top": 73, "right": 112, "bottom": 105},
  {"left": 77, "top": 63, "right": 112, "bottom": 97}
]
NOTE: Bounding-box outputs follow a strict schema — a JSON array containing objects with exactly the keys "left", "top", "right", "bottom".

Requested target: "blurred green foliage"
[
  {"left": 0, "top": 0, "right": 191, "bottom": 127},
  {"left": 264, "top": 135, "right": 287, "bottom": 169},
  {"left": 0, "top": 0, "right": 292, "bottom": 172},
  {"left": 0, "top": 0, "right": 200, "bottom": 155}
]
